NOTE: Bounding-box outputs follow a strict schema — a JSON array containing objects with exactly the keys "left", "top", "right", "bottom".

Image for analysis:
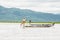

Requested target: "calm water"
[{"left": 0, "top": 23, "right": 60, "bottom": 40}]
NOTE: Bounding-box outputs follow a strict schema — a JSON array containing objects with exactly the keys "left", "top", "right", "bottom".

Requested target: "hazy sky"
[{"left": 0, "top": 0, "right": 60, "bottom": 14}]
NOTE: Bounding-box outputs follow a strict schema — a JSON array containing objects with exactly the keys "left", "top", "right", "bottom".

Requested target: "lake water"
[{"left": 0, "top": 23, "right": 60, "bottom": 40}]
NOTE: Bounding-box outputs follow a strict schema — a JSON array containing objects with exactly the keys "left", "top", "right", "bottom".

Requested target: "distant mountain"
[{"left": 0, "top": 6, "right": 60, "bottom": 22}]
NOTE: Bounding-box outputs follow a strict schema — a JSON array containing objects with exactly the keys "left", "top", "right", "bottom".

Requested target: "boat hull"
[{"left": 25, "top": 23, "right": 55, "bottom": 28}]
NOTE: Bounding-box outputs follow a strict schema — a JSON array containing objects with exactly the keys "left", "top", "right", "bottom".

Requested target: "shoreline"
[{"left": 0, "top": 22, "right": 52, "bottom": 23}]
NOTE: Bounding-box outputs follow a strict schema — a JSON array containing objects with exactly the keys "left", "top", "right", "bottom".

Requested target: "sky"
[{"left": 0, "top": 0, "right": 60, "bottom": 14}]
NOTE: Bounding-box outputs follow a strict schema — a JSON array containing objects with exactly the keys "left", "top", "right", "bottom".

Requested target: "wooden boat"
[{"left": 25, "top": 23, "right": 55, "bottom": 28}]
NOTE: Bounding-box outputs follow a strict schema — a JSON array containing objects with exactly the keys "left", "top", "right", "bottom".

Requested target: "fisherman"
[
  {"left": 28, "top": 20, "right": 32, "bottom": 27},
  {"left": 21, "top": 17, "right": 26, "bottom": 28},
  {"left": 29, "top": 20, "right": 31, "bottom": 24}
]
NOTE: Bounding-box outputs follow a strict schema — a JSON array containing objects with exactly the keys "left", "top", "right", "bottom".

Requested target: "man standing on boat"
[{"left": 21, "top": 17, "right": 26, "bottom": 28}]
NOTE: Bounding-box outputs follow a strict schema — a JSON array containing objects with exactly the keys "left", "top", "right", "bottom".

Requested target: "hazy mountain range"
[{"left": 0, "top": 6, "right": 60, "bottom": 22}]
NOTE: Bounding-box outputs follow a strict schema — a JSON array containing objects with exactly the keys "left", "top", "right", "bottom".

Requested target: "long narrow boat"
[{"left": 25, "top": 23, "right": 55, "bottom": 28}]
